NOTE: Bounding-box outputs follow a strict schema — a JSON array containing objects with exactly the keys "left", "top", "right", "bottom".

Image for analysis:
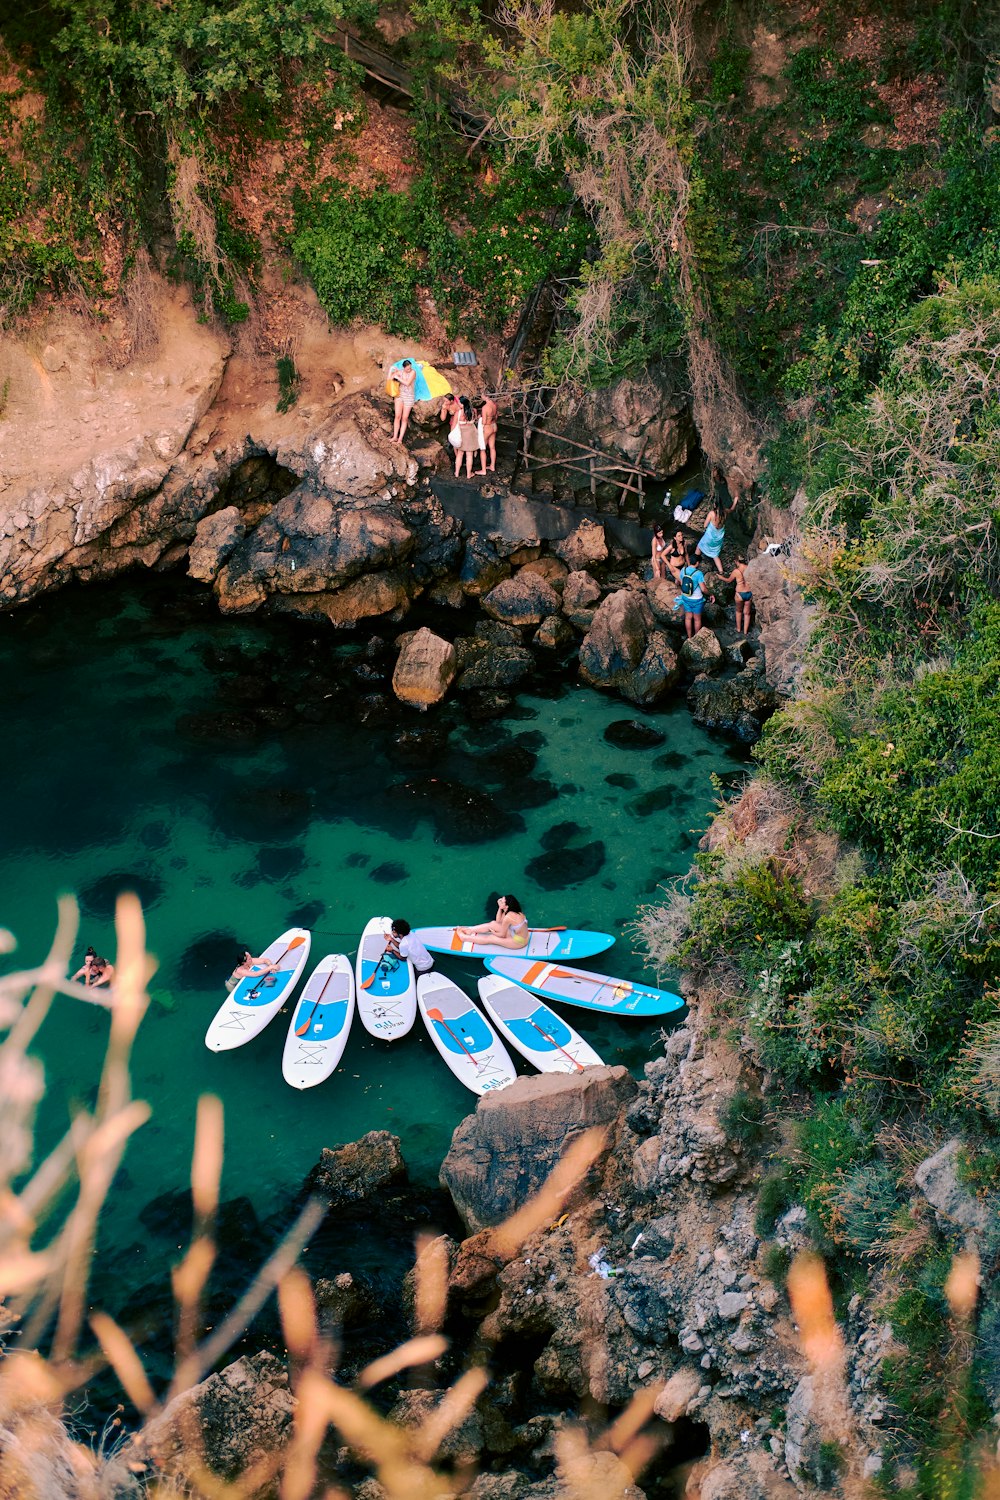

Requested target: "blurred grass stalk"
[{"left": 0, "top": 899, "right": 997, "bottom": 1498}]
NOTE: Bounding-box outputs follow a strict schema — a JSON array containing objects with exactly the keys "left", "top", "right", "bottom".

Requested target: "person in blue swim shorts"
[{"left": 676, "top": 563, "right": 715, "bottom": 638}]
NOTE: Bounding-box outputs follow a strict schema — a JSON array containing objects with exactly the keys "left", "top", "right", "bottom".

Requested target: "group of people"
[
  {"left": 386, "top": 359, "right": 498, "bottom": 477},
  {"left": 439, "top": 392, "right": 498, "bottom": 479},
  {"left": 384, "top": 896, "right": 529, "bottom": 976},
  {"left": 651, "top": 496, "right": 753, "bottom": 638}
]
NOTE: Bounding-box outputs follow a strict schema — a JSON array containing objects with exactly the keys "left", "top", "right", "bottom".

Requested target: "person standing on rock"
[
  {"left": 665, "top": 529, "right": 690, "bottom": 583},
  {"left": 676, "top": 562, "right": 714, "bottom": 638},
  {"left": 455, "top": 396, "right": 481, "bottom": 480},
  {"left": 389, "top": 359, "right": 417, "bottom": 445},
  {"left": 695, "top": 501, "right": 728, "bottom": 576},
  {"left": 651, "top": 524, "right": 669, "bottom": 581},
  {"left": 478, "top": 395, "right": 498, "bottom": 474},
  {"left": 723, "top": 555, "right": 753, "bottom": 635}
]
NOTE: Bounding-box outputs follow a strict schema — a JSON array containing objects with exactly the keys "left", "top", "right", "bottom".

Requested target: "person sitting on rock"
[
  {"left": 723, "top": 555, "right": 753, "bottom": 636},
  {"left": 72, "top": 945, "right": 114, "bottom": 989},
  {"left": 389, "top": 359, "right": 417, "bottom": 445},
  {"left": 676, "top": 562, "right": 715, "bottom": 639},
  {"left": 226, "top": 947, "right": 278, "bottom": 994},
  {"left": 386, "top": 918, "right": 434, "bottom": 974},
  {"left": 457, "top": 894, "right": 530, "bottom": 950}
]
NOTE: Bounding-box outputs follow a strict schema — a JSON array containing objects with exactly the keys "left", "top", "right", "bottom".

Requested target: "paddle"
[
  {"left": 294, "top": 966, "right": 339, "bottom": 1037},
  {"left": 548, "top": 967, "right": 632, "bottom": 1001},
  {"left": 361, "top": 942, "right": 397, "bottom": 991},
  {"left": 525, "top": 1016, "right": 584, "bottom": 1072},
  {"left": 426, "top": 1006, "right": 480, "bottom": 1066},
  {"left": 246, "top": 934, "right": 305, "bottom": 999}
]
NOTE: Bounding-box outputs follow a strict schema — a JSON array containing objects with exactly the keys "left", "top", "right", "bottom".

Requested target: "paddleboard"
[
  {"left": 478, "top": 975, "right": 603, "bottom": 1074},
  {"left": 205, "top": 927, "right": 311, "bottom": 1051},
  {"left": 482, "top": 956, "right": 685, "bottom": 1018},
  {"left": 281, "top": 954, "right": 355, "bottom": 1090},
  {"left": 417, "top": 973, "right": 517, "bottom": 1096},
  {"left": 414, "top": 926, "right": 615, "bottom": 961},
  {"left": 355, "top": 916, "right": 416, "bottom": 1041}
]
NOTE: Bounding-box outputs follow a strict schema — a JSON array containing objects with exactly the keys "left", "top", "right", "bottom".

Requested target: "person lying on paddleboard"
[
  {"left": 72, "top": 945, "right": 114, "bottom": 988},
  {"left": 226, "top": 947, "right": 278, "bottom": 994},
  {"left": 456, "top": 894, "right": 530, "bottom": 950},
  {"left": 386, "top": 918, "right": 434, "bottom": 974}
]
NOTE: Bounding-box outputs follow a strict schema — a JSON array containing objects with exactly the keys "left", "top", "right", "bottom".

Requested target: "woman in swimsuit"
[
  {"left": 665, "top": 530, "right": 690, "bottom": 582},
  {"left": 390, "top": 359, "right": 417, "bottom": 444},
  {"left": 722, "top": 555, "right": 753, "bottom": 635},
  {"left": 695, "top": 502, "right": 728, "bottom": 575},
  {"left": 226, "top": 947, "right": 278, "bottom": 994},
  {"left": 456, "top": 894, "right": 530, "bottom": 950},
  {"left": 454, "top": 396, "right": 481, "bottom": 480},
  {"left": 651, "top": 524, "right": 669, "bottom": 581}
]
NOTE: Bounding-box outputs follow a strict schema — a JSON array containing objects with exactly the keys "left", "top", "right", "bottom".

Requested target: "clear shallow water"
[{"left": 1, "top": 575, "right": 746, "bottom": 1315}]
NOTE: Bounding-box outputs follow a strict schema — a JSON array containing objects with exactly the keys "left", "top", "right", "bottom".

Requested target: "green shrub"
[
  {"left": 760, "top": 1241, "right": 791, "bottom": 1289},
  {"left": 718, "top": 1085, "right": 766, "bottom": 1148},
  {"left": 815, "top": 1439, "right": 846, "bottom": 1489},
  {"left": 755, "top": 1169, "right": 794, "bottom": 1235}
]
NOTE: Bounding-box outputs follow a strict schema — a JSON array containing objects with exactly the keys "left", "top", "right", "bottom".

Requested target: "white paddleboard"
[
  {"left": 205, "top": 927, "right": 311, "bottom": 1052},
  {"left": 355, "top": 916, "right": 416, "bottom": 1041},
  {"left": 282, "top": 954, "right": 355, "bottom": 1090},
  {"left": 417, "top": 972, "right": 517, "bottom": 1097},
  {"left": 478, "top": 975, "right": 603, "bottom": 1075}
]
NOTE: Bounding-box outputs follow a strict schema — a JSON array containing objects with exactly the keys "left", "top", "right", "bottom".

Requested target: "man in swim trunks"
[
  {"left": 390, "top": 359, "right": 417, "bottom": 445},
  {"left": 72, "top": 945, "right": 115, "bottom": 988},
  {"left": 478, "top": 396, "right": 498, "bottom": 474},
  {"left": 676, "top": 563, "right": 715, "bottom": 638}
]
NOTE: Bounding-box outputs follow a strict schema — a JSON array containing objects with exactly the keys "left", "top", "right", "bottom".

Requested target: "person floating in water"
[
  {"left": 457, "top": 894, "right": 530, "bottom": 950},
  {"left": 388, "top": 358, "right": 417, "bottom": 445},
  {"left": 386, "top": 918, "right": 434, "bottom": 974},
  {"left": 72, "top": 945, "right": 114, "bottom": 988},
  {"left": 723, "top": 555, "right": 753, "bottom": 635},
  {"left": 226, "top": 947, "right": 278, "bottom": 994}
]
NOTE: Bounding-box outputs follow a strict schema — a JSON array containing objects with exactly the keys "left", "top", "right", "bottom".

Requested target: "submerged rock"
[
  {"left": 440, "top": 1066, "right": 637, "bottom": 1233},
  {"left": 387, "top": 777, "right": 525, "bottom": 843},
  {"left": 525, "top": 839, "right": 606, "bottom": 890},
  {"left": 603, "top": 719, "right": 666, "bottom": 749},
  {"left": 392, "top": 626, "right": 457, "bottom": 709},
  {"left": 79, "top": 869, "right": 164, "bottom": 915}
]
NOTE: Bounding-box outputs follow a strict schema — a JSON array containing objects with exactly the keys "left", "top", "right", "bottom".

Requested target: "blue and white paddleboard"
[
  {"left": 478, "top": 975, "right": 603, "bottom": 1074},
  {"left": 205, "top": 927, "right": 311, "bottom": 1051},
  {"left": 417, "top": 973, "right": 517, "bottom": 1097},
  {"left": 355, "top": 916, "right": 416, "bottom": 1041},
  {"left": 483, "top": 956, "right": 685, "bottom": 1018},
  {"left": 282, "top": 953, "right": 355, "bottom": 1090},
  {"left": 414, "top": 925, "right": 614, "bottom": 961}
]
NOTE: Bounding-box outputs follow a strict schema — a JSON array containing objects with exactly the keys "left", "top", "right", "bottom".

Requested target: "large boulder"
[
  {"left": 482, "top": 572, "right": 561, "bottom": 626},
  {"left": 392, "top": 627, "right": 457, "bottom": 708},
  {"left": 124, "top": 1352, "right": 294, "bottom": 1495},
  {"left": 440, "top": 1066, "right": 637, "bottom": 1233},
  {"left": 215, "top": 488, "right": 413, "bottom": 614},
  {"left": 679, "top": 628, "right": 724, "bottom": 675},
  {"left": 534, "top": 613, "right": 576, "bottom": 651},
  {"left": 579, "top": 590, "right": 678, "bottom": 705},
  {"left": 188, "top": 505, "right": 245, "bottom": 582},
  {"left": 554, "top": 518, "right": 609, "bottom": 572},
  {"left": 519, "top": 555, "right": 569, "bottom": 592},
  {"left": 562, "top": 570, "right": 603, "bottom": 630},
  {"left": 687, "top": 658, "right": 779, "bottom": 741},
  {"left": 307, "top": 1130, "right": 408, "bottom": 1208},
  {"left": 458, "top": 644, "right": 534, "bottom": 691},
  {"left": 542, "top": 363, "right": 693, "bottom": 502}
]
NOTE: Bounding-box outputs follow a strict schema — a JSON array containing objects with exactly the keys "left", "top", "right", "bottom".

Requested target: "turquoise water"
[{"left": 1, "top": 576, "right": 746, "bottom": 1309}]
